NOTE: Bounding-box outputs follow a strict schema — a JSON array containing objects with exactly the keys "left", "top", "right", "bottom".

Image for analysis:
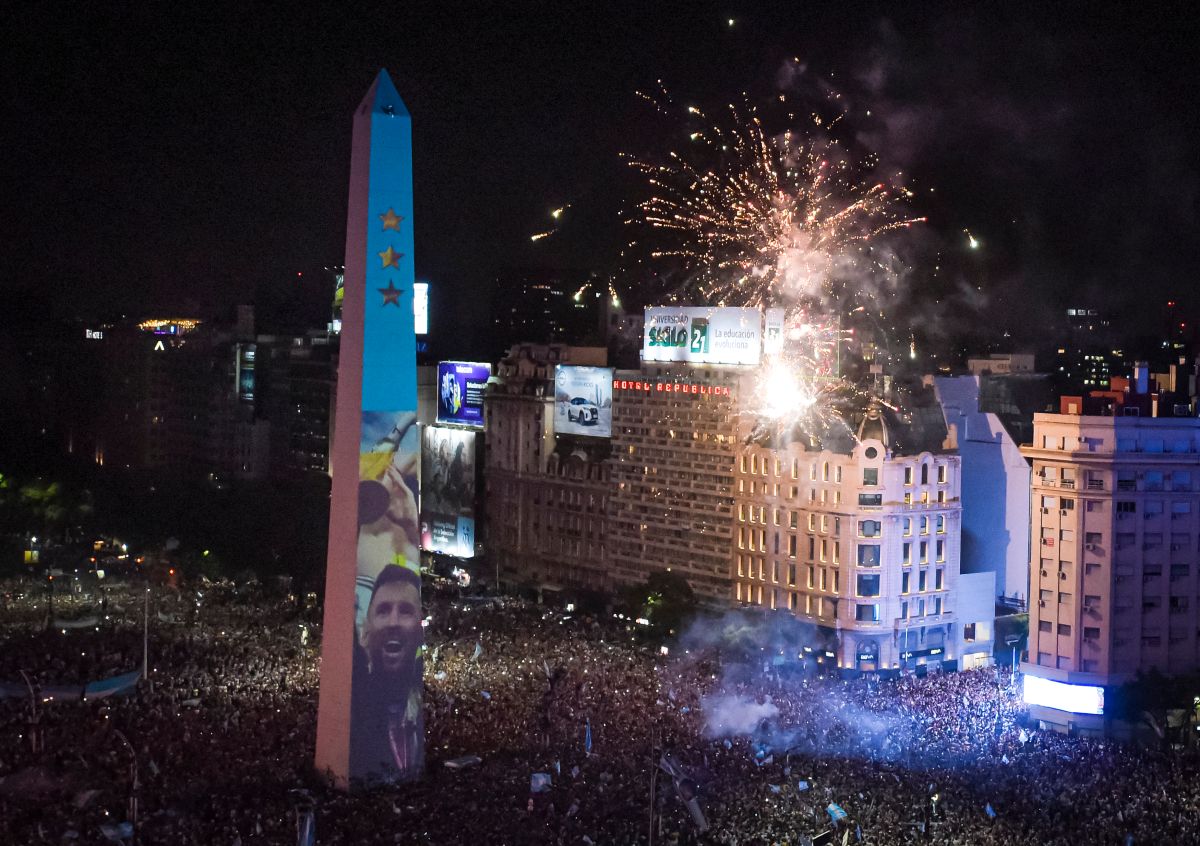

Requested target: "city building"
[
  {"left": 935, "top": 375, "right": 1032, "bottom": 607},
  {"left": 966, "top": 353, "right": 1035, "bottom": 377},
  {"left": 608, "top": 363, "right": 753, "bottom": 601},
  {"left": 484, "top": 343, "right": 611, "bottom": 592},
  {"left": 1021, "top": 378, "right": 1200, "bottom": 733},
  {"left": 490, "top": 269, "right": 608, "bottom": 355},
  {"left": 732, "top": 403, "right": 994, "bottom": 672},
  {"left": 1054, "top": 306, "right": 1121, "bottom": 392}
]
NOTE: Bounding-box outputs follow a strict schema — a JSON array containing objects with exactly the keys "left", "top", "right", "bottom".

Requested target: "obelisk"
[{"left": 316, "top": 70, "right": 424, "bottom": 788}]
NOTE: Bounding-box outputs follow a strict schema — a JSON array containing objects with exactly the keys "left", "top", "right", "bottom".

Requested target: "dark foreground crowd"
[{"left": 2, "top": 580, "right": 1199, "bottom": 845}]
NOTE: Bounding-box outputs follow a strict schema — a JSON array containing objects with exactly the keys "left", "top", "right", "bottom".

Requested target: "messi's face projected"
[{"left": 362, "top": 580, "right": 421, "bottom": 675}]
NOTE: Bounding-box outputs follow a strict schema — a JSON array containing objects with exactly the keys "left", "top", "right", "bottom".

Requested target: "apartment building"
[
  {"left": 1021, "top": 410, "right": 1200, "bottom": 732},
  {"left": 732, "top": 409, "right": 994, "bottom": 672}
]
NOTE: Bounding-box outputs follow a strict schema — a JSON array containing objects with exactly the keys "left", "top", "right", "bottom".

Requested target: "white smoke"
[{"left": 701, "top": 693, "right": 779, "bottom": 738}]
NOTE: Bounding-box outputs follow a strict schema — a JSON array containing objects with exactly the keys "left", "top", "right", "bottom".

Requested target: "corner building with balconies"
[
  {"left": 1021, "top": 407, "right": 1200, "bottom": 733},
  {"left": 732, "top": 406, "right": 995, "bottom": 673}
]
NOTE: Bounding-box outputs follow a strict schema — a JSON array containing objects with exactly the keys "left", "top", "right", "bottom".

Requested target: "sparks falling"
[
  {"left": 626, "top": 87, "right": 926, "bottom": 438},
  {"left": 626, "top": 94, "right": 924, "bottom": 309}
]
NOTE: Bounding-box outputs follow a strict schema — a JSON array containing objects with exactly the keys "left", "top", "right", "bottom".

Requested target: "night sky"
[{"left": 6, "top": 1, "right": 1199, "bottom": 342}]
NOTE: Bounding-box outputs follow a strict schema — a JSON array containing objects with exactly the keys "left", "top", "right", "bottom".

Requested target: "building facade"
[
  {"left": 935, "top": 375, "right": 1032, "bottom": 606},
  {"left": 484, "top": 344, "right": 611, "bottom": 592},
  {"left": 1021, "top": 411, "right": 1200, "bottom": 732},
  {"left": 608, "top": 364, "right": 753, "bottom": 601},
  {"left": 732, "top": 428, "right": 993, "bottom": 672}
]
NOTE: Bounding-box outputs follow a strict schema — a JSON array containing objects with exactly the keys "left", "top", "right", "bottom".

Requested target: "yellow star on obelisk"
[
  {"left": 378, "top": 281, "right": 403, "bottom": 306},
  {"left": 380, "top": 208, "right": 404, "bottom": 231},
  {"left": 379, "top": 245, "right": 404, "bottom": 268}
]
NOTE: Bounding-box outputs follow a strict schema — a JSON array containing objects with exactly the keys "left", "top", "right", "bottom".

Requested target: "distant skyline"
[{"left": 5, "top": 2, "right": 1199, "bottom": 341}]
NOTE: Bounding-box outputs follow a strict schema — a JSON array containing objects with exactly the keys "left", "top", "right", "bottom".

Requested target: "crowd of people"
[{"left": 2, "top": 577, "right": 1200, "bottom": 845}]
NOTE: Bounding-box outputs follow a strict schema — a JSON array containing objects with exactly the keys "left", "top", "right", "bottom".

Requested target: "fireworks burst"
[
  {"left": 627, "top": 94, "right": 923, "bottom": 309},
  {"left": 626, "top": 86, "right": 925, "bottom": 439}
]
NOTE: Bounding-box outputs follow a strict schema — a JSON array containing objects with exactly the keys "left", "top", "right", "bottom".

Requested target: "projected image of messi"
[{"left": 352, "top": 410, "right": 424, "bottom": 782}]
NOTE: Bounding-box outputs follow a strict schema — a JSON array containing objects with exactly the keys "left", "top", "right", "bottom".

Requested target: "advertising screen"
[
  {"left": 643, "top": 306, "right": 762, "bottom": 366},
  {"left": 1022, "top": 675, "right": 1104, "bottom": 715},
  {"left": 436, "top": 361, "right": 491, "bottom": 428},
  {"left": 413, "top": 282, "right": 429, "bottom": 335},
  {"left": 554, "top": 365, "right": 613, "bottom": 438},
  {"left": 420, "top": 426, "right": 477, "bottom": 558}
]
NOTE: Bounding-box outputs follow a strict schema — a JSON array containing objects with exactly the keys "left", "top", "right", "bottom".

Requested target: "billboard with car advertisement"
[{"left": 554, "top": 365, "right": 613, "bottom": 438}]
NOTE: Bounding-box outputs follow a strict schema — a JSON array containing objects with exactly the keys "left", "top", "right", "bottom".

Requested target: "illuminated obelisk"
[{"left": 316, "top": 70, "right": 424, "bottom": 788}]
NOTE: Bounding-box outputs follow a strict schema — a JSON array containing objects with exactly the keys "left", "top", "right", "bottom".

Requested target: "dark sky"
[{"left": 5, "top": 1, "right": 1199, "bottom": 341}]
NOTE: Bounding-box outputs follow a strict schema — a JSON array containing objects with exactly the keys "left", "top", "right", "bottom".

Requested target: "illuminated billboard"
[
  {"left": 436, "top": 361, "right": 491, "bottom": 428},
  {"left": 413, "top": 282, "right": 429, "bottom": 336},
  {"left": 765, "top": 307, "right": 840, "bottom": 379},
  {"left": 1022, "top": 675, "right": 1104, "bottom": 715},
  {"left": 643, "top": 306, "right": 762, "bottom": 366},
  {"left": 420, "top": 426, "right": 477, "bottom": 558},
  {"left": 554, "top": 365, "right": 613, "bottom": 438}
]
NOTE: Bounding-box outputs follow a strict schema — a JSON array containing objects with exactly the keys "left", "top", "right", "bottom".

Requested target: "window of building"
[
  {"left": 807, "top": 566, "right": 815, "bottom": 588},
  {"left": 920, "top": 516, "right": 929, "bottom": 535},
  {"left": 936, "top": 515, "right": 945, "bottom": 534},
  {"left": 807, "top": 513, "right": 816, "bottom": 531},
  {"left": 857, "top": 545, "right": 880, "bottom": 567},
  {"left": 737, "top": 555, "right": 744, "bottom": 577},
  {"left": 855, "top": 603, "right": 880, "bottom": 622},
  {"left": 1059, "top": 592, "right": 1072, "bottom": 604},
  {"left": 857, "top": 573, "right": 880, "bottom": 596},
  {"left": 823, "top": 461, "right": 830, "bottom": 481},
  {"left": 788, "top": 563, "right": 797, "bottom": 586},
  {"left": 819, "top": 539, "right": 827, "bottom": 562},
  {"left": 902, "top": 571, "right": 911, "bottom": 593},
  {"left": 918, "top": 570, "right": 927, "bottom": 592},
  {"left": 836, "top": 466, "right": 843, "bottom": 483},
  {"left": 859, "top": 520, "right": 881, "bottom": 538},
  {"left": 1038, "top": 620, "right": 1052, "bottom": 633},
  {"left": 1057, "top": 623, "right": 1072, "bottom": 636},
  {"left": 1085, "top": 532, "right": 1102, "bottom": 545},
  {"left": 935, "top": 540, "right": 945, "bottom": 561},
  {"left": 938, "top": 465, "right": 947, "bottom": 484},
  {"left": 921, "top": 464, "right": 929, "bottom": 485},
  {"left": 819, "top": 568, "right": 827, "bottom": 591},
  {"left": 901, "top": 600, "right": 909, "bottom": 619},
  {"left": 935, "top": 569, "right": 944, "bottom": 590},
  {"left": 859, "top": 493, "right": 883, "bottom": 506},
  {"left": 1084, "top": 627, "right": 1100, "bottom": 640},
  {"left": 903, "top": 518, "right": 912, "bottom": 536},
  {"left": 919, "top": 541, "right": 928, "bottom": 563},
  {"left": 788, "top": 535, "right": 798, "bottom": 558},
  {"left": 1146, "top": 501, "right": 1164, "bottom": 517},
  {"left": 904, "top": 467, "right": 913, "bottom": 485},
  {"left": 1116, "top": 501, "right": 1137, "bottom": 516},
  {"left": 808, "top": 537, "right": 815, "bottom": 559},
  {"left": 863, "top": 468, "right": 878, "bottom": 486},
  {"left": 902, "top": 542, "right": 912, "bottom": 565}
]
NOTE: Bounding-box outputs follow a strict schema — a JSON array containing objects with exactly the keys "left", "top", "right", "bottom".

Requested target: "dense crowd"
[{"left": 2, "top": 578, "right": 1199, "bottom": 845}]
